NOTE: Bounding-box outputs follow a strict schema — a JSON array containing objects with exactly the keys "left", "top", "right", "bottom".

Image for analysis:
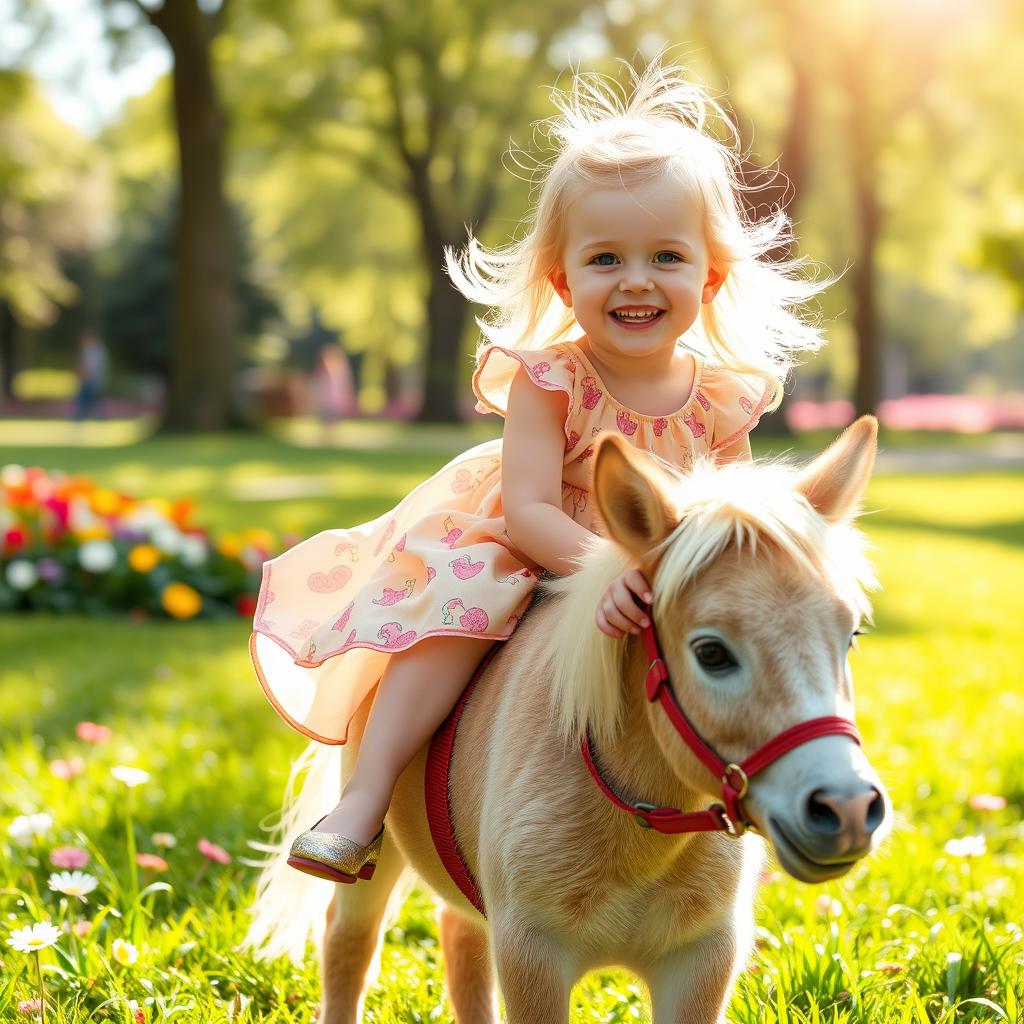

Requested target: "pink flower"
[
  {"left": 17, "top": 998, "right": 42, "bottom": 1016},
  {"left": 50, "top": 845, "right": 91, "bottom": 869},
  {"left": 969, "top": 793, "right": 1007, "bottom": 812},
  {"left": 50, "top": 756, "right": 87, "bottom": 780},
  {"left": 197, "top": 838, "right": 231, "bottom": 864},
  {"left": 136, "top": 853, "right": 169, "bottom": 872},
  {"left": 72, "top": 919, "right": 92, "bottom": 938},
  {"left": 75, "top": 721, "right": 112, "bottom": 744}
]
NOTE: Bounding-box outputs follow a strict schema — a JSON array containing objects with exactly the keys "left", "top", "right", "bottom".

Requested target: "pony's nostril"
[
  {"left": 804, "top": 789, "right": 843, "bottom": 836},
  {"left": 865, "top": 788, "right": 885, "bottom": 833}
]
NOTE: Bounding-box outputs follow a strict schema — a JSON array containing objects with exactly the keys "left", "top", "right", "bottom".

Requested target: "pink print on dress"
[
  {"left": 307, "top": 565, "right": 352, "bottom": 593},
  {"left": 333, "top": 541, "right": 360, "bottom": 562},
  {"left": 373, "top": 520, "right": 397, "bottom": 557},
  {"left": 345, "top": 629, "right": 357, "bottom": 646},
  {"left": 449, "top": 555, "right": 484, "bottom": 580},
  {"left": 581, "top": 376, "right": 602, "bottom": 410},
  {"left": 739, "top": 396, "right": 754, "bottom": 415},
  {"left": 377, "top": 622, "right": 417, "bottom": 647},
  {"left": 442, "top": 598, "right": 489, "bottom": 632},
  {"left": 372, "top": 579, "right": 416, "bottom": 606},
  {"left": 426, "top": 566, "right": 437, "bottom": 584},
  {"left": 695, "top": 391, "right": 711, "bottom": 412},
  {"left": 499, "top": 568, "right": 534, "bottom": 585},
  {"left": 616, "top": 410, "right": 638, "bottom": 436},
  {"left": 528, "top": 360, "right": 552, "bottom": 383},
  {"left": 331, "top": 601, "right": 355, "bottom": 633},
  {"left": 575, "top": 444, "right": 595, "bottom": 464},
  {"left": 441, "top": 515, "right": 463, "bottom": 548},
  {"left": 451, "top": 468, "right": 474, "bottom": 494},
  {"left": 290, "top": 618, "right": 319, "bottom": 641},
  {"left": 683, "top": 412, "right": 706, "bottom": 438},
  {"left": 653, "top": 418, "right": 667, "bottom": 437},
  {"left": 564, "top": 430, "right": 580, "bottom": 454}
]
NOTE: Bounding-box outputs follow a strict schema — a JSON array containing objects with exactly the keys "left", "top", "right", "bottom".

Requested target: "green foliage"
[{"left": 0, "top": 431, "right": 1021, "bottom": 1021}]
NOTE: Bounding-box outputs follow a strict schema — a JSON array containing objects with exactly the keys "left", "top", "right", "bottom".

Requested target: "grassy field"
[{"left": 1, "top": 430, "right": 1021, "bottom": 1022}]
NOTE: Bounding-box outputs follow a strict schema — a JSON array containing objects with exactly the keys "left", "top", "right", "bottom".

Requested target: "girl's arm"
[{"left": 501, "top": 367, "right": 593, "bottom": 576}]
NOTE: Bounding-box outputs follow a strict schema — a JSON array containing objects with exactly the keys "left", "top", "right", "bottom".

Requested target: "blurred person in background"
[{"left": 73, "top": 329, "right": 108, "bottom": 421}]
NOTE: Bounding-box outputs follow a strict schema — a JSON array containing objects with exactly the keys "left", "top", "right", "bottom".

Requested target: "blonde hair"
[{"left": 446, "top": 60, "right": 832, "bottom": 404}]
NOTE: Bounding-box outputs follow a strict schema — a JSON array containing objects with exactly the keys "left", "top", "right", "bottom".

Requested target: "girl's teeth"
[{"left": 613, "top": 310, "right": 660, "bottom": 321}]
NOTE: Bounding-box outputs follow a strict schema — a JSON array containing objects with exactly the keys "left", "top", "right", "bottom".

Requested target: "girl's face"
[{"left": 549, "top": 173, "right": 724, "bottom": 364}]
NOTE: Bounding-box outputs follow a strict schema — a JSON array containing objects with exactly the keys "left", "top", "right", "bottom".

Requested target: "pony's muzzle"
[{"left": 794, "top": 779, "right": 887, "bottom": 862}]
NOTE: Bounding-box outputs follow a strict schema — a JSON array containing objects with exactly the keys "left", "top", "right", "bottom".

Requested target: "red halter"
[{"left": 581, "top": 614, "right": 861, "bottom": 837}]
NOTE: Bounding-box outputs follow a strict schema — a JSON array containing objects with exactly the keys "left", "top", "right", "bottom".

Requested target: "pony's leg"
[
  {"left": 439, "top": 906, "right": 498, "bottom": 1024},
  {"left": 645, "top": 925, "right": 741, "bottom": 1024},
  {"left": 492, "top": 923, "right": 569, "bottom": 1024},
  {"left": 319, "top": 830, "right": 407, "bottom": 1024}
]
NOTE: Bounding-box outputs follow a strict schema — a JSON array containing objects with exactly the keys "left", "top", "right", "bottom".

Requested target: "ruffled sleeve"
[
  {"left": 472, "top": 344, "right": 576, "bottom": 425},
  {"left": 698, "top": 365, "right": 776, "bottom": 452}
]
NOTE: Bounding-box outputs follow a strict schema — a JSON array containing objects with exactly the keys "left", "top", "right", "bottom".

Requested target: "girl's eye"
[
  {"left": 590, "top": 253, "right": 618, "bottom": 266},
  {"left": 691, "top": 639, "right": 737, "bottom": 674},
  {"left": 654, "top": 251, "right": 682, "bottom": 264}
]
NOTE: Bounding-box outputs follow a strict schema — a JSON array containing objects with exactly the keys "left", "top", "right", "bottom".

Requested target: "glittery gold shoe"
[{"left": 286, "top": 816, "right": 384, "bottom": 884}]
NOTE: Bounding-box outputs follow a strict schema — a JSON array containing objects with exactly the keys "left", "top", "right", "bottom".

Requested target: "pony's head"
[{"left": 547, "top": 418, "right": 889, "bottom": 883}]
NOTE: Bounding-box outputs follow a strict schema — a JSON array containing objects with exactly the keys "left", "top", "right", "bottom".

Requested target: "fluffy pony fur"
[{"left": 545, "top": 455, "right": 877, "bottom": 749}]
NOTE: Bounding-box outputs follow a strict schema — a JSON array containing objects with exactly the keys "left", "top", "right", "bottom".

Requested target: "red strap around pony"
[{"left": 581, "top": 617, "right": 861, "bottom": 837}]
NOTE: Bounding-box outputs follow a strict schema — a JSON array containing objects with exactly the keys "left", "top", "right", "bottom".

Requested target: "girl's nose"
[{"left": 619, "top": 267, "right": 654, "bottom": 292}]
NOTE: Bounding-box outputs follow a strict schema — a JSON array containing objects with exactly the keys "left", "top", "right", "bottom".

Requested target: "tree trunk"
[
  {"left": 418, "top": 261, "right": 470, "bottom": 422},
  {"left": 0, "top": 302, "right": 16, "bottom": 402},
  {"left": 154, "top": 3, "right": 239, "bottom": 432}
]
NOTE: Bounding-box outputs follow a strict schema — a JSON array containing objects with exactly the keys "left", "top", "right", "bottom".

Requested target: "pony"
[{"left": 245, "top": 416, "right": 890, "bottom": 1023}]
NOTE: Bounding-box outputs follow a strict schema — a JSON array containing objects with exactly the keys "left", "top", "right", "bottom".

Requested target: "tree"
[
  {"left": 105, "top": 0, "right": 240, "bottom": 431},
  {"left": 237, "top": 0, "right": 584, "bottom": 422},
  {"left": 0, "top": 70, "right": 101, "bottom": 399}
]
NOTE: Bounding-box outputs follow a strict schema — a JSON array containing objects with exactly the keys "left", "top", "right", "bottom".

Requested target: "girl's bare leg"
[{"left": 311, "top": 635, "right": 495, "bottom": 846}]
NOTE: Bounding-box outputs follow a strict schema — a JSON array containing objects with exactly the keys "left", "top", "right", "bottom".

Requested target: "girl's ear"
[
  {"left": 548, "top": 267, "right": 572, "bottom": 308},
  {"left": 701, "top": 264, "right": 726, "bottom": 304},
  {"left": 594, "top": 434, "right": 677, "bottom": 564}
]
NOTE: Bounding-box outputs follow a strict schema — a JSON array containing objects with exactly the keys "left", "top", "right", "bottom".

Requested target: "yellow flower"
[
  {"left": 243, "top": 528, "right": 275, "bottom": 551},
  {"left": 161, "top": 582, "right": 202, "bottom": 620},
  {"left": 90, "top": 488, "right": 123, "bottom": 517},
  {"left": 128, "top": 544, "right": 161, "bottom": 573},
  {"left": 75, "top": 524, "right": 112, "bottom": 541},
  {"left": 217, "top": 534, "right": 242, "bottom": 559}
]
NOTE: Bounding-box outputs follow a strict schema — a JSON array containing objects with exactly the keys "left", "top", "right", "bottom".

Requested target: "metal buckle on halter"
[
  {"left": 633, "top": 801, "right": 657, "bottom": 828},
  {"left": 722, "top": 763, "right": 749, "bottom": 800},
  {"left": 710, "top": 803, "right": 745, "bottom": 838}
]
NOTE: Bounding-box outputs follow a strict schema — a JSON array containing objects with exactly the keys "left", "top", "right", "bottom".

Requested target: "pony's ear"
[
  {"left": 795, "top": 415, "right": 878, "bottom": 522},
  {"left": 593, "top": 433, "right": 677, "bottom": 561}
]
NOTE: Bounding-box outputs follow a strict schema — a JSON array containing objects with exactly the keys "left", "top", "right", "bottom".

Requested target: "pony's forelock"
[{"left": 543, "top": 457, "right": 876, "bottom": 749}]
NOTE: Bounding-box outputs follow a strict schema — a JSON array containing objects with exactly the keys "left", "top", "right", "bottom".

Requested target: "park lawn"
[{"left": 0, "top": 432, "right": 1021, "bottom": 1023}]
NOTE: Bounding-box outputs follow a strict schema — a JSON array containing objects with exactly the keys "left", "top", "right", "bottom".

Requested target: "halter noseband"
[{"left": 581, "top": 611, "right": 861, "bottom": 837}]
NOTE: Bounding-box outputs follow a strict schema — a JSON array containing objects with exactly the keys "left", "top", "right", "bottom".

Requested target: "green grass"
[{"left": 1, "top": 430, "right": 1021, "bottom": 1022}]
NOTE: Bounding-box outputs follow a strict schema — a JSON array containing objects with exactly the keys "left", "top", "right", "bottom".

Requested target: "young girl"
[{"left": 249, "top": 61, "right": 829, "bottom": 885}]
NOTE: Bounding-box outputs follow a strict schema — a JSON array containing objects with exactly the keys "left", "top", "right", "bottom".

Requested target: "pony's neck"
[{"left": 592, "top": 639, "right": 704, "bottom": 820}]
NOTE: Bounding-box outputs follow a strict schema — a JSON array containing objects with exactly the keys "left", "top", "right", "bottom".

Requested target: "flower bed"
[{"left": 0, "top": 464, "right": 281, "bottom": 619}]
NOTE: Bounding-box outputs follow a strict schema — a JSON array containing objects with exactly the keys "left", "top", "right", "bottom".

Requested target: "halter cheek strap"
[{"left": 582, "top": 617, "right": 862, "bottom": 837}]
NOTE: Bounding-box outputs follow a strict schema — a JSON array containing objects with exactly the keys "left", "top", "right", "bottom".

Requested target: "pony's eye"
[{"left": 691, "top": 640, "right": 737, "bottom": 673}]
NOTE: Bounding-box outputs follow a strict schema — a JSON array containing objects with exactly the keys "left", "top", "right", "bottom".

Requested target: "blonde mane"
[{"left": 543, "top": 457, "right": 876, "bottom": 749}]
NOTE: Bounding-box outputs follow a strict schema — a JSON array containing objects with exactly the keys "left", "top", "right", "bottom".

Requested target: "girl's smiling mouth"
[{"left": 609, "top": 307, "right": 665, "bottom": 328}]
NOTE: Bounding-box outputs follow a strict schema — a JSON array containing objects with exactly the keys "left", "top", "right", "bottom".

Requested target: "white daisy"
[
  {"left": 48, "top": 870, "right": 99, "bottom": 901},
  {"left": 110, "top": 766, "right": 150, "bottom": 788},
  {"left": 6, "top": 813, "right": 54, "bottom": 846},
  {"left": 7, "top": 921, "right": 61, "bottom": 953},
  {"left": 112, "top": 937, "right": 139, "bottom": 966},
  {"left": 944, "top": 834, "right": 986, "bottom": 858}
]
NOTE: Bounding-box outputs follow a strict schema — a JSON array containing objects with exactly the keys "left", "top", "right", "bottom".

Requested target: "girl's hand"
[{"left": 595, "top": 568, "right": 653, "bottom": 638}]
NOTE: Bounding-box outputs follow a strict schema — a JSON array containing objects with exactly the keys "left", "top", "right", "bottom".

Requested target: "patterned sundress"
[{"left": 250, "top": 340, "right": 772, "bottom": 744}]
